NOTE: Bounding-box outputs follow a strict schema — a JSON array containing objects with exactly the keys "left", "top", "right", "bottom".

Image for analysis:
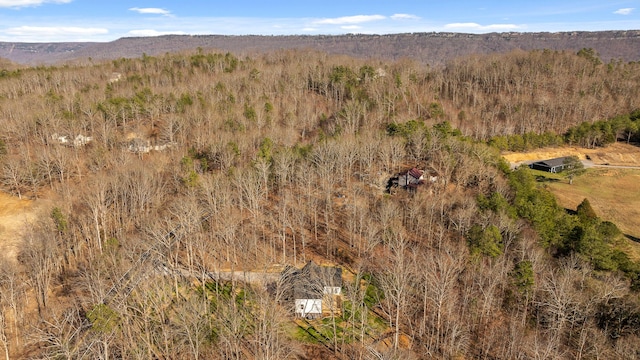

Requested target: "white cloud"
[
  {"left": 314, "top": 15, "right": 385, "bottom": 25},
  {"left": 614, "top": 8, "right": 634, "bottom": 15},
  {"left": 0, "top": 0, "right": 70, "bottom": 8},
  {"left": 5, "top": 25, "right": 107, "bottom": 36},
  {"left": 391, "top": 14, "right": 420, "bottom": 20},
  {"left": 129, "top": 7, "right": 172, "bottom": 16},
  {"left": 341, "top": 25, "right": 361, "bottom": 30},
  {"left": 126, "top": 29, "right": 186, "bottom": 37},
  {"left": 444, "top": 22, "right": 519, "bottom": 31}
]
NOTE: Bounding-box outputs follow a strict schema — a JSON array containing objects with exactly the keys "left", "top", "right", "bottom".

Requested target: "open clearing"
[
  {"left": 0, "top": 192, "right": 47, "bottom": 262},
  {"left": 502, "top": 142, "right": 640, "bottom": 167},
  {"left": 545, "top": 168, "right": 640, "bottom": 257},
  {"left": 504, "top": 142, "right": 640, "bottom": 260},
  {"left": 543, "top": 167, "right": 640, "bottom": 227}
]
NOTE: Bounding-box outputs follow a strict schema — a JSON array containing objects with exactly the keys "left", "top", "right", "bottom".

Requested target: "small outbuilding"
[{"left": 529, "top": 156, "right": 573, "bottom": 173}]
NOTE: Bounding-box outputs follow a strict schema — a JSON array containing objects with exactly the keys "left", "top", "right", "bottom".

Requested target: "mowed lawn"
[{"left": 538, "top": 168, "right": 640, "bottom": 259}]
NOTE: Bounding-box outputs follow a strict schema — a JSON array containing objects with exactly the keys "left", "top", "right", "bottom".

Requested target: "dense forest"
[{"left": 0, "top": 47, "right": 639, "bottom": 359}]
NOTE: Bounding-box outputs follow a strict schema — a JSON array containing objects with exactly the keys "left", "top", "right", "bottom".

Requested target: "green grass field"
[{"left": 534, "top": 168, "right": 640, "bottom": 260}]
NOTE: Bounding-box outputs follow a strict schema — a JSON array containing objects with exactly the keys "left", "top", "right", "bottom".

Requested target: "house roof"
[
  {"left": 286, "top": 261, "right": 342, "bottom": 299},
  {"left": 532, "top": 156, "right": 572, "bottom": 168},
  {"left": 408, "top": 168, "right": 423, "bottom": 179}
]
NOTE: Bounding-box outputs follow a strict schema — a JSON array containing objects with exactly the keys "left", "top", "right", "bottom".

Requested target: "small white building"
[
  {"left": 109, "top": 72, "right": 122, "bottom": 83},
  {"left": 51, "top": 133, "right": 93, "bottom": 147},
  {"left": 295, "top": 298, "right": 323, "bottom": 318},
  {"left": 126, "top": 136, "right": 175, "bottom": 154}
]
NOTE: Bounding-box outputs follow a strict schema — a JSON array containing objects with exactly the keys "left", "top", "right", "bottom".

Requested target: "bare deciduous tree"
[{"left": 20, "top": 220, "right": 60, "bottom": 316}]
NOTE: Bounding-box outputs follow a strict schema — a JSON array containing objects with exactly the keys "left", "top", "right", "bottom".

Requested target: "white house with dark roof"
[{"left": 283, "top": 261, "right": 343, "bottom": 319}]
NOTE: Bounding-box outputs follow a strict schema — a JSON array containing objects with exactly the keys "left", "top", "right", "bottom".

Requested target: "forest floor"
[
  {"left": 503, "top": 142, "right": 640, "bottom": 260},
  {"left": 0, "top": 191, "right": 45, "bottom": 263}
]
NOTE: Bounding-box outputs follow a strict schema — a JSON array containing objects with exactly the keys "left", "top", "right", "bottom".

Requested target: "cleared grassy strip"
[{"left": 534, "top": 167, "right": 640, "bottom": 260}]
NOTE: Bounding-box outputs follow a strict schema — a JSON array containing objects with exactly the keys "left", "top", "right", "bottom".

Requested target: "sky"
[{"left": 0, "top": 0, "right": 639, "bottom": 42}]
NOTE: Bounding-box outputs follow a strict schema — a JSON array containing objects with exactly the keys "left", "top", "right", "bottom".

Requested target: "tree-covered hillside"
[
  {"left": 0, "top": 48, "right": 639, "bottom": 359},
  {"left": 4, "top": 31, "right": 640, "bottom": 65}
]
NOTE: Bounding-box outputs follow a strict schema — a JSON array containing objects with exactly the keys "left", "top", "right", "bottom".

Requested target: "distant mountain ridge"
[{"left": 2, "top": 30, "right": 640, "bottom": 65}]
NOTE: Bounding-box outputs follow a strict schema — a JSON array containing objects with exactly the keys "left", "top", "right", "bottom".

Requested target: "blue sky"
[{"left": 0, "top": 0, "right": 638, "bottom": 42}]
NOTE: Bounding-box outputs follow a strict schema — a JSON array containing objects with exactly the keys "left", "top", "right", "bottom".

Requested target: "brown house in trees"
[
  {"left": 398, "top": 167, "right": 425, "bottom": 188},
  {"left": 387, "top": 167, "right": 437, "bottom": 193},
  {"left": 282, "top": 261, "right": 343, "bottom": 319}
]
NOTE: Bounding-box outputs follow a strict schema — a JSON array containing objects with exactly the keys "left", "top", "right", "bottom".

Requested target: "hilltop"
[{"left": 2, "top": 30, "right": 640, "bottom": 65}]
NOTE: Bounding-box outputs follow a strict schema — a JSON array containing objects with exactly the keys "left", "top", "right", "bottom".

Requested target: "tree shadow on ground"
[
  {"left": 625, "top": 234, "right": 640, "bottom": 243},
  {"left": 535, "top": 175, "right": 560, "bottom": 182}
]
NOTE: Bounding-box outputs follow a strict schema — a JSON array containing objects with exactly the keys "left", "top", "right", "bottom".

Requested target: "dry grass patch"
[
  {"left": 0, "top": 192, "right": 36, "bottom": 262},
  {"left": 505, "top": 143, "right": 640, "bottom": 260},
  {"left": 543, "top": 168, "right": 640, "bottom": 260},
  {"left": 503, "top": 142, "right": 640, "bottom": 166}
]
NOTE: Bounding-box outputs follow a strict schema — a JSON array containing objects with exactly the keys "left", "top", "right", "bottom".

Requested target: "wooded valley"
[{"left": 0, "top": 47, "right": 639, "bottom": 359}]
